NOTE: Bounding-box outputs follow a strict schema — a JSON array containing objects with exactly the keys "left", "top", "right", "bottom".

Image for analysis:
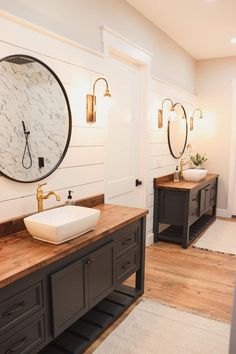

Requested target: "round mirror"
[
  {"left": 0, "top": 54, "right": 72, "bottom": 183},
  {"left": 167, "top": 103, "right": 188, "bottom": 159}
]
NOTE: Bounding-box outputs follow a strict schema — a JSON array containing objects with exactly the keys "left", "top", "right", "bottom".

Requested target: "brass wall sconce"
[
  {"left": 86, "top": 77, "right": 111, "bottom": 123},
  {"left": 190, "top": 108, "right": 203, "bottom": 131},
  {"left": 158, "top": 98, "right": 176, "bottom": 128}
]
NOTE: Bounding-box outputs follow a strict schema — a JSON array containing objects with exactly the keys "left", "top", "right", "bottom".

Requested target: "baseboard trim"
[
  {"left": 216, "top": 208, "right": 231, "bottom": 218},
  {"left": 146, "top": 232, "right": 154, "bottom": 246}
]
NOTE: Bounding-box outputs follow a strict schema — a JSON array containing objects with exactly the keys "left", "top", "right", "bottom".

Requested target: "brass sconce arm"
[
  {"left": 190, "top": 108, "right": 203, "bottom": 131},
  {"left": 86, "top": 77, "right": 111, "bottom": 123}
]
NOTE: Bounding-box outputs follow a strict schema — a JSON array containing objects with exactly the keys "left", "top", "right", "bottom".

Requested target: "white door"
[{"left": 105, "top": 54, "right": 144, "bottom": 208}]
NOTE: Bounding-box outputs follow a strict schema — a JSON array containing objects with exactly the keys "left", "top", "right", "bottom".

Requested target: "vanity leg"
[
  {"left": 212, "top": 177, "right": 218, "bottom": 218},
  {"left": 136, "top": 218, "right": 146, "bottom": 294},
  {"left": 182, "top": 192, "right": 190, "bottom": 248},
  {"left": 182, "top": 225, "right": 190, "bottom": 248},
  {"left": 153, "top": 189, "right": 159, "bottom": 243}
]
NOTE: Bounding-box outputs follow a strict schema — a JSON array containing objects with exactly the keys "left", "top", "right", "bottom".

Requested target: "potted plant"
[{"left": 190, "top": 153, "right": 207, "bottom": 169}]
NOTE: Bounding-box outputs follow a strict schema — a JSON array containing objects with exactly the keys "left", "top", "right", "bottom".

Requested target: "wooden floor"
[
  {"left": 144, "top": 242, "right": 236, "bottom": 322},
  {"left": 85, "top": 239, "right": 236, "bottom": 353}
]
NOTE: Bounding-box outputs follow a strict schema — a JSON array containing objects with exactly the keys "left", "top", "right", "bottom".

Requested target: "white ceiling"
[{"left": 126, "top": 0, "right": 236, "bottom": 60}]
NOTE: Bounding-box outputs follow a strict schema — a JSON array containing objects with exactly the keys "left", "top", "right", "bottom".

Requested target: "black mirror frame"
[
  {"left": 167, "top": 103, "right": 188, "bottom": 159},
  {"left": 0, "top": 54, "right": 72, "bottom": 183}
]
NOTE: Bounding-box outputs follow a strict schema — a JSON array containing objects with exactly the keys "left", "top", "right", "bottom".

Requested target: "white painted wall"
[
  {"left": 196, "top": 57, "right": 236, "bottom": 215},
  {"left": 0, "top": 0, "right": 196, "bottom": 93}
]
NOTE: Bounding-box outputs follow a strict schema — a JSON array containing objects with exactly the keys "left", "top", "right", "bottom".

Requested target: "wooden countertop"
[
  {"left": 154, "top": 173, "right": 218, "bottom": 190},
  {"left": 0, "top": 204, "right": 148, "bottom": 288}
]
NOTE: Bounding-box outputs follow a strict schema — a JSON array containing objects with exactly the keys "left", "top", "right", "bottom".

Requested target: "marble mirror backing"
[
  {"left": 167, "top": 103, "right": 188, "bottom": 159},
  {"left": 0, "top": 54, "right": 72, "bottom": 183}
]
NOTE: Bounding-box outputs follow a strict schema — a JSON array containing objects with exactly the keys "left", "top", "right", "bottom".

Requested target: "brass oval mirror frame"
[
  {"left": 167, "top": 103, "right": 188, "bottom": 159},
  {"left": 0, "top": 54, "right": 72, "bottom": 183}
]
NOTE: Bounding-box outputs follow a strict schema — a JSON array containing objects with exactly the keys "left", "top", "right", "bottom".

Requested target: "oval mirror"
[
  {"left": 167, "top": 103, "right": 188, "bottom": 159},
  {"left": 0, "top": 54, "right": 72, "bottom": 183}
]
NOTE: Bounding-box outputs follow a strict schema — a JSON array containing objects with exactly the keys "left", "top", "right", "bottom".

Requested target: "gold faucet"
[
  {"left": 36, "top": 183, "right": 61, "bottom": 212},
  {"left": 180, "top": 158, "right": 190, "bottom": 179}
]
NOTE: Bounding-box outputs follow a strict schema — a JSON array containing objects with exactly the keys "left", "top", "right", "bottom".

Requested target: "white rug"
[
  {"left": 194, "top": 219, "right": 236, "bottom": 255},
  {"left": 93, "top": 299, "right": 230, "bottom": 354}
]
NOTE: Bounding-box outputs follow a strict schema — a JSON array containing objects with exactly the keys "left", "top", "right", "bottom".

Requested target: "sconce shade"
[
  {"left": 86, "top": 77, "right": 111, "bottom": 124},
  {"left": 104, "top": 88, "right": 111, "bottom": 97}
]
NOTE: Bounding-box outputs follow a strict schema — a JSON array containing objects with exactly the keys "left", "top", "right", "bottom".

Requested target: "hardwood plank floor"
[
  {"left": 144, "top": 242, "right": 236, "bottom": 322},
  {"left": 85, "top": 240, "right": 236, "bottom": 353}
]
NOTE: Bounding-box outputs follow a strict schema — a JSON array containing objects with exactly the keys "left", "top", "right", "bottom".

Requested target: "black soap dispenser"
[{"left": 65, "top": 190, "right": 75, "bottom": 205}]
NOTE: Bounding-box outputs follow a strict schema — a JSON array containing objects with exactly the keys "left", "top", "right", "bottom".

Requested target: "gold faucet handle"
[{"left": 37, "top": 183, "right": 47, "bottom": 193}]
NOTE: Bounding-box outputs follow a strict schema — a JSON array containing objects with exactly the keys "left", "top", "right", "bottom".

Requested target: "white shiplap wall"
[
  {"left": 146, "top": 77, "right": 198, "bottom": 243},
  {"left": 0, "top": 14, "right": 200, "bottom": 247},
  {"left": 0, "top": 15, "right": 108, "bottom": 221}
]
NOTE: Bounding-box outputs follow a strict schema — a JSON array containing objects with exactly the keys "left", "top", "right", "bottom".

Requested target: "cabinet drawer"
[
  {"left": 0, "top": 282, "right": 43, "bottom": 336},
  {"left": 116, "top": 249, "right": 139, "bottom": 283},
  {"left": 1, "top": 316, "right": 45, "bottom": 354},
  {"left": 115, "top": 222, "right": 140, "bottom": 258}
]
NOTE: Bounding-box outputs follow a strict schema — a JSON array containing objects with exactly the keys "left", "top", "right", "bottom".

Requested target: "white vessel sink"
[
  {"left": 182, "top": 168, "right": 208, "bottom": 182},
  {"left": 24, "top": 205, "right": 100, "bottom": 244}
]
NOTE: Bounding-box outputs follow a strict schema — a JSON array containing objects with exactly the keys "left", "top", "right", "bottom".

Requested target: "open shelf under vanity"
[{"left": 39, "top": 286, "right": 138, "bottom": 354}]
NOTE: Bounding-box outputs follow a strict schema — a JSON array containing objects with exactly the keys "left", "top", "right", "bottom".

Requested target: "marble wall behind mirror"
[{"left": 0, "top": 55, "right": 71, "bottom": 182}]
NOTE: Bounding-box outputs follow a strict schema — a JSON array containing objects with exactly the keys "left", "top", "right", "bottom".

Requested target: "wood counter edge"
[{"left": 0, "top": 204, "right": 148, "bottom": 288}]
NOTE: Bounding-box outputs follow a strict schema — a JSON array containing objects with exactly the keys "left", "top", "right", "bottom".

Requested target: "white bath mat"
[
  {"left": 93, "top": 299, "right": 230, "bottom": 354},
  {"left": 194, "top": 219, "right": 236, "bottom": 255}
]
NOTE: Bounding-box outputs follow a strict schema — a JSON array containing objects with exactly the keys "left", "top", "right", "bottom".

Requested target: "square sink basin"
[
  {"left": 182, "top": 168, "right": 208, "bottom": 182},
  {"left": 24, "top": 205, "right": 100, "bottom": 244}
]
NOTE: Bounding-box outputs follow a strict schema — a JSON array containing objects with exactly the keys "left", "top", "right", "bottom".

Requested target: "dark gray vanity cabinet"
[
  {"left": 0, "top": 215, "right": 146, "bottom": 354},
  {"left": 153, "top": 174, "right": 218, "bottom": 248}
]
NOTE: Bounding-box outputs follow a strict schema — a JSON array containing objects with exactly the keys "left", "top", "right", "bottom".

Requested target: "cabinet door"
[
  {"left": 200, "top": 184, "right": 214, "bottom": 215},
  {"left": 86, "top": 242, "right": 114, "bottom": 309},
  {"left": 51, "top": 259, "right": 87, "bottom": 337}
]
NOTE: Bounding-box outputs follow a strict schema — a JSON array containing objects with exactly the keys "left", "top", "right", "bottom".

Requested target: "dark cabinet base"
[
  {"left": 39, "top": 286, "right": 139, "bottom": 354},
  {"left": 153, "top": 175, "right": 218, "bottom": 248}
]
